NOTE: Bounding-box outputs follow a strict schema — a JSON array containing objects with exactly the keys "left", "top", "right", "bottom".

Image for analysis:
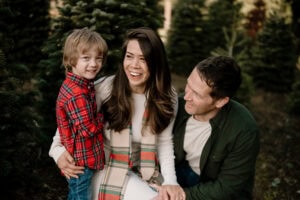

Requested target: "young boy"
[{"left": 55, "top": 27, "right": 107, "bottom": 200}]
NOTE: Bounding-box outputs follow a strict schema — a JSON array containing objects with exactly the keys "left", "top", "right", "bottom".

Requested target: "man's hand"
[
  {"left": 57, "top": 151, "right": 85, "bottom": 179},
  {"left": 151, "top": 184, "right": 186, "bottom": 200}
]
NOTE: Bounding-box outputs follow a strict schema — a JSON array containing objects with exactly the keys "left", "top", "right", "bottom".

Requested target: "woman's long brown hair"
[{"left": 102, "top": 27, "right": 175, "bottom": 135}]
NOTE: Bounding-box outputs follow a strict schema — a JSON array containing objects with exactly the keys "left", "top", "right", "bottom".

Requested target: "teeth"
[{"left": 130, "top": 72, "right": 140, "bottom": 76}]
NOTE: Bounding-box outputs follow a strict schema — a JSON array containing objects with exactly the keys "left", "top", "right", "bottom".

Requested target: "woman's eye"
[{"left": 140, "top": 57, "right": 146, "bottom": 63}]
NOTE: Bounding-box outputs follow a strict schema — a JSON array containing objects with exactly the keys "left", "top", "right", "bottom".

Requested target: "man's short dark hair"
[{"left": 195, "top": 56, "right": 242, "bottom": 99}]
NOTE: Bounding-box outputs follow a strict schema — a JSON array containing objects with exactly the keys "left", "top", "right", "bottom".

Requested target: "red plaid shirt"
[{"left": 56, "top": 72, "right": 104, "bottom": 170}]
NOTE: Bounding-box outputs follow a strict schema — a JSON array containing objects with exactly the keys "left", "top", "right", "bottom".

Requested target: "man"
[{"left": 173, "top": 56, "right": 260, "bottom": 200}]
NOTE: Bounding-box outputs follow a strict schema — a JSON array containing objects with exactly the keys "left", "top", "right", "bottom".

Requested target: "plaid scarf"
[{"left": 98, "top": 109, "right": 158, "bottom": 200}]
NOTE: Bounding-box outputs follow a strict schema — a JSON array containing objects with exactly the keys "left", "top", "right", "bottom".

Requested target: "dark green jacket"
[{"left": 173, "top": 97, "right": 260, "bottom": 200}]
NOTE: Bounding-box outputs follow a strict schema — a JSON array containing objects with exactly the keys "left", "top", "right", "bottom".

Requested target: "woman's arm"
[
  {"left": 157, "top": 96, "right": 179, "bottom": 185},
  {"left": 49, "top": 129, "right": 84, "bottom": 179},
  {"left": 156, "top": 97, "right": 186, "bottom": 199},
  {"left": 49, "top": 129, "right": 67, "bottom": 163}
]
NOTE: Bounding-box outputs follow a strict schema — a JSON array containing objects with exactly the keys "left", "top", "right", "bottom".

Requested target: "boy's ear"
[{"left": 215, "top": 97, "right": 229, "bottom": 108}]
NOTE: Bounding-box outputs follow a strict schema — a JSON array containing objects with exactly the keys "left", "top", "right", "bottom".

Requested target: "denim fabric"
[
  {"left": 176, "top": 163, "right": 200, "bottom": 187},
  {"left": 67, "top": 167, "right": 94, "bottom": 200}
]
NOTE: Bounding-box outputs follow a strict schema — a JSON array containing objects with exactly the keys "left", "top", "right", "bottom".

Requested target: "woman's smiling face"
[{"left": 123, "top": 39, "right": 150, "bottom": 94}]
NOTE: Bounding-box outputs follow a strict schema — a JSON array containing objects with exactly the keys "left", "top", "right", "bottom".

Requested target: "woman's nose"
[{"left": 132, "top": 57, "right": 140, "bottom": 68}]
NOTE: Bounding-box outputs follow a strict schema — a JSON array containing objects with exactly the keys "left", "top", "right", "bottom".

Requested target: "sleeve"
[
  {"left": 94, "top": 75, "right": 114, "bottom": 110},
  {"left": 157, "top": 96, "right": 179, "bottom": 185},
  {"left": 49, "top": 128, "right": 66, "bottom": 163},
  {"left": 65, "top": 94, "right": 103, "bottom": 138}
]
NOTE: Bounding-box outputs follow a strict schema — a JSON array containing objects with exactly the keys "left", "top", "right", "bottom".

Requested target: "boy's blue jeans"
[
  {"left": 176, "top": 162, "right": 200, "bottom": 187},
  {"left": 67, "top": 167, "right": 93, "bottom": 200}
]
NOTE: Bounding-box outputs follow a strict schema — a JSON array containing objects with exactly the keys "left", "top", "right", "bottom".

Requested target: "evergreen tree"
[
  {"left": 167, "top": 0, "right": 205, "bottom": 76},
  {"left": 0, "top": 0, "right": 50, "bottom": 80},
  {"left": 249, "top": 14, "right": 297, "bottom": 92},
  {"left": 202, "top": 0, "right": 241, "bottom": 58},
  {"left": 0, "top": 0, "right": 50, "bottom": 197},
  {"left": 288, "top": 70, "right": 300, "bottom": 115},
  {"left": 288, "top": 0, "right": 300, "bottom": 52},
  {"left": 37, "top": 0, "right": 164, "bottom": 138},
  {"left": 210, "top": 4, "right": 254, "bottom": 107}
]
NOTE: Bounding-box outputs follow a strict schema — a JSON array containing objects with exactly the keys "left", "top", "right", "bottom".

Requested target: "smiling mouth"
[{"left": 130, "top": 72, "right": 141, "bottom": 76}]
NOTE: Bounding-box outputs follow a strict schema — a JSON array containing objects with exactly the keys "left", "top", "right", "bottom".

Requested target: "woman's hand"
[
  {"left": 151, "top": 184, "right": 186, "bottom": 200},
  {"left": 57, "top": 151, "right": 85, "bottom": 179}
]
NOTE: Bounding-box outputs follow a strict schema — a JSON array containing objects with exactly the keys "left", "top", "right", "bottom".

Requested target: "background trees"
[
  {"left": 0, "top": 0, "right": 299, "bottom": 199},
  {"left": 249, "top": 14, "right": 297, "bottom": 93},
  {"left": 0, "top": 0, "right": 50, "bottom": 198},
  {"left": 167, "top": 0, "right": 205, "bottom": 76}
]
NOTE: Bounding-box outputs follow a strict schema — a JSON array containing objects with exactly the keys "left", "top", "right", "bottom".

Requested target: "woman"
[{"left": 49, "top": 27, "right": 185, "bottom": 200}]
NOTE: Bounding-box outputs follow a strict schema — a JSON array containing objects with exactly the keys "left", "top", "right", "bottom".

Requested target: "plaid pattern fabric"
[
  {"left": 56, "top": 72, "right": 105, "bottom": 170},
  {"left": 99, "top": 109, "right": 158, "bottom": 200}
]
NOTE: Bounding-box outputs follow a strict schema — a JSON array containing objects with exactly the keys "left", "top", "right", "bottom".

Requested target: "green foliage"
[
  {"left": 235, "top": 72, "right": 254, "bottom": 108},
  {"left": 37, "top": 0, "right": 164, "bottom": 139},
  {"left": 249, "top": 14, "right": 297, "bottom": 92},
  {"left": 0, "top": 0, "right": 50, "bottom": 80},
  {"left": 288, "top": 70, "right": 300, "bottom": 115},
  {"left": 289, "top": 0, "right": 300, "bottom": 53},
  {"left": 0, "top": 0, "right": 51, "bottom": 197},
  {"left": 167, "top": 0, "right": 244, "bottom": 77},
  {"left": 202, "top": 0, "right": 241, "bottom": 59},
  {"left": 167, "top": 0, "right": 206, "bottom": 76},
  {"left": 209, "top": 1, "right": 254, "bottom": 107}
]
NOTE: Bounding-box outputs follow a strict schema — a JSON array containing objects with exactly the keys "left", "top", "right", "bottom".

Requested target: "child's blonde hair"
[{"left": 63, "top": 27, "right": 108, "bottom": 72}]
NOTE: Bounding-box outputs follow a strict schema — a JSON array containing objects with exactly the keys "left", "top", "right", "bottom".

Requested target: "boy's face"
[{"left": 72, "top": 46, "right": 103, "bottom": 80}]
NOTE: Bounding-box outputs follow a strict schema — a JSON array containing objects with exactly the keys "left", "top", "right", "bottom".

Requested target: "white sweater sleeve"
[
  {"left": 48, "top": 75, "right": 114, "bottom": 163},
  {"left": 49, "top": 129, "right": 66, "bottom": 163},
  {"left": 158, "top": 96, "right": 179, "bottom": 185}
]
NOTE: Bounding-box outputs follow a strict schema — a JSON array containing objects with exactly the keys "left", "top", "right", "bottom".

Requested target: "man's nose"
[{"left": 183, "top": 87, "right": 190, "bottom": 100}]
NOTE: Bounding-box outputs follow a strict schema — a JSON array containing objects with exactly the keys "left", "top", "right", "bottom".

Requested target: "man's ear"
[{"left": 215, "top": 97, "right": 229, "bottom": 109}]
